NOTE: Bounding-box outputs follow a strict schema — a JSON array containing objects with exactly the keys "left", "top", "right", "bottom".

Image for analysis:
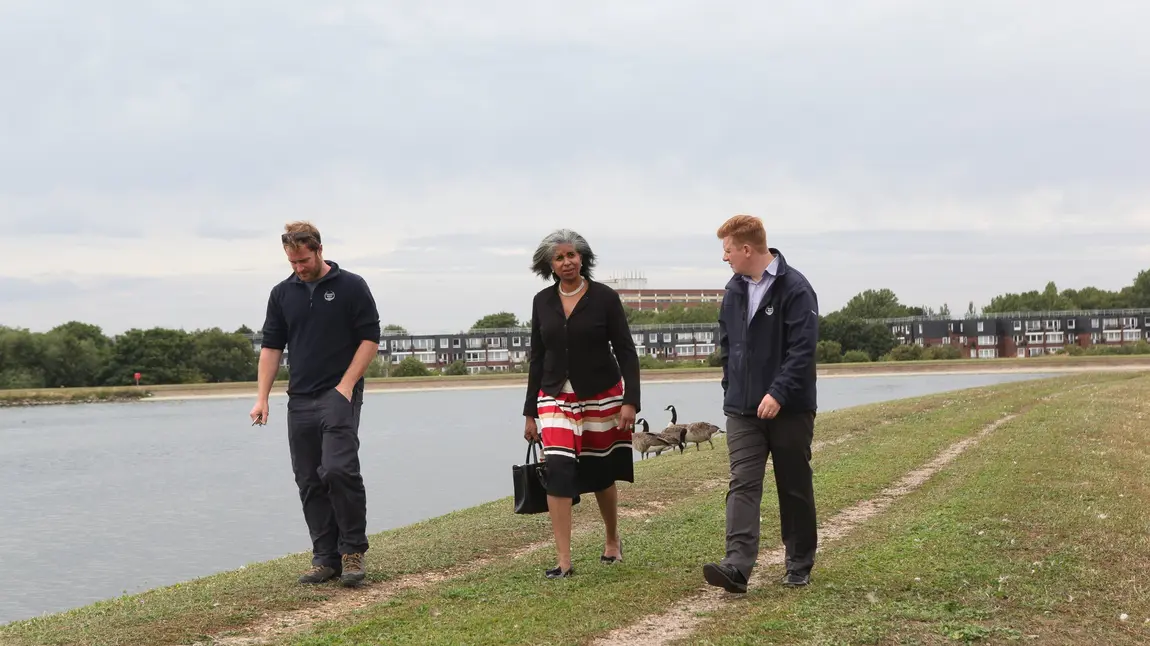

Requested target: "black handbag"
[{"left": 513, "top": 441, "right": 550, "bottom": 514}]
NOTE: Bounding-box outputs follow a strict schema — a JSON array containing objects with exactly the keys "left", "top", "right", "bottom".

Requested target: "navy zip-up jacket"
[
  {"left": 259, "top": 260, "right": 381, "bottom": 397},
  {"left": 718, "top": 249, "right": 819, "bottom": 416}
]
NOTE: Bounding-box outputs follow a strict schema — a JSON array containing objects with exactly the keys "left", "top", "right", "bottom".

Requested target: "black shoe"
[
  {"left": 340, "top": 552, "right": 366, "bottom": 587},
  {"left": 600, "top": 539, "right": 623, "bottom": 564},
  {"left": 702, "top": 563, "right": 748, "bottom": 593},
  {"left": 545, "top": 566, "right": 574, "bottom": 579},
  {"left": 298, "top": 564, "right": 340, "bottom": 584},
  {"left": 782, "top": 571, "right": 810, "bottom": 587}
]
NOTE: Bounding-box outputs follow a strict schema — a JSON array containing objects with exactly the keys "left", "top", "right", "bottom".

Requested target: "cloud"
[
  {"left": 3, "top": 1, "right": 1149, "bottom": 195},
  {"left": 482, "top": 247, "right": 532, "bottom": 257},
  {"left": 6, "top": 213, "right": 144, "bottom": 238},
  {"left": 1, "top": 1, "right": 1148, "bottom": 334},
  {"left": 121, "top": 77, "right": 196, "bottom": 132},
  {"left": 0, "top": 278, "right": 87, "bottom": 306},
  {"left": 360, "top": 229, "right": 1148, "bottom": 273},
  {"left": 194, "top": 222, "right": 265, "bottom": 241},
  {"left": 2, "top": 226, "right": 1147, "bottom": 335}
]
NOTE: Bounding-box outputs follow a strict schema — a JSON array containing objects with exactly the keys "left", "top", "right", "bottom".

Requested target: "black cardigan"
[{"left": 522, "top": 280, "right": 642, "bottom": 418}]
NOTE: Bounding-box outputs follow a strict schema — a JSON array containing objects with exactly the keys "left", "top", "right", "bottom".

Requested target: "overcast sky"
[{"left": 2, "top": 1, "right": 1147, "bottom": 335}]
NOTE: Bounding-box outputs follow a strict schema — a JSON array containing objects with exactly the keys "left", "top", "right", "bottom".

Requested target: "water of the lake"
[{"left": 0, "top": 372, "right": 1054, "bottom": 624}]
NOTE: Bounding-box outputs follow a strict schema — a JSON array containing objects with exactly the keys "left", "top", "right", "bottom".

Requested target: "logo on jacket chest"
[
  {"left": 324, "top": 290, "right": 335, "bottom": 302},
  {"left": 765, "top": 305, "right": 774, "bottom": 316}
]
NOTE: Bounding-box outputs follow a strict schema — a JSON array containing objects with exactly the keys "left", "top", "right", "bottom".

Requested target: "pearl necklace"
[{"left": 558, "top": 278, "right": 585, "bottom": 297}]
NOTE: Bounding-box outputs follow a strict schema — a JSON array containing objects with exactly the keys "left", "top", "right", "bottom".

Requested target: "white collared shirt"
[{"left": 743, "top": 255, "right": 779, "bottom": 324}]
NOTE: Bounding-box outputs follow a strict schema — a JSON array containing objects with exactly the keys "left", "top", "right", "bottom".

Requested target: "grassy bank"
[
  {"left": 685, "top": 369, "right": 1150, "bottom": 644},
  {"left": 3, "top": 353, "right": 1150, "bottom": 407},
  {"left": 815, "top": 352, "right": 1150, "bottom": 374},
  {"left": 3, "top": 370, "right": 1147, "bottom": 645}
]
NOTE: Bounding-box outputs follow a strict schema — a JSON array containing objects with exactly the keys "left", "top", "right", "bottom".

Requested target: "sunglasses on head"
[{"left": 281, "top": 231, "right": 320, "bottom": 245}]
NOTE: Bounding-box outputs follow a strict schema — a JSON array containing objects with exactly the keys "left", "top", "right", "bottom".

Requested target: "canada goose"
[
  {"left": 632, "top": 418, "right": 680, "bottom": 459},
  {"left": 667, "top": 404, "right": 722, "bottom": 450},
  {"left": 656, "top": 423, "right": 689, "bottom": 454},
  {"left": 658, "top": 404, "right": 689, "bottom": 453},
  {"left": 684, "top": 421, "right": 722, "bottom": 450}
]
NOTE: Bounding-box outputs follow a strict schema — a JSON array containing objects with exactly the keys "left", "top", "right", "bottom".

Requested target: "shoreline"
[
  {"left": 144, "top": 363, "right": 1148, "bottom": 401},
  {"left": 2, "top": 372, "right": 1145, "bottom": 644},
  {"left": 2, "top": 356, "right": 1148, "bottom": 406}
]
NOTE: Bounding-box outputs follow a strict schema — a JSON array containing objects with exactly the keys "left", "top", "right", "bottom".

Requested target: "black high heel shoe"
[
  {"left": 545, "top": 566, "right": 574, "bottom": 579},
  {"left": 600, "top": 539, "right": 623, "bottom": 563}
]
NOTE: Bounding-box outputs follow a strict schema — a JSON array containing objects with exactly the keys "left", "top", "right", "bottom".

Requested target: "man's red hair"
[{"left": 716, "top": 214, "right": 768, "bottom": 253}]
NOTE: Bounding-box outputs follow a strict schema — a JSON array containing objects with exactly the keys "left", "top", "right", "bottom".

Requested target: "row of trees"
[
  {"left": 626, "top": 269, "right": 1150, "bottom": 366},
  {"left": 809, "top": 270, "right": 1150, "bottom": 319},
  {"left": 4, "top": 270, "right": 1147, "bottom": 389},
  {"left": 983, "top": 270, "right": 1150, "bottom": 312},
  {"left": 771, "top": 269, "right": 1150, "bottom": 364},
  {"left": 0, "top": 323, "right": 257, "bottom": 389}
]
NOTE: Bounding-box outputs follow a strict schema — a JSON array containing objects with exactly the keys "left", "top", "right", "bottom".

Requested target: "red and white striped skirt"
[{"left": 536, "top": 379, "right": 634, "bottom": 498}]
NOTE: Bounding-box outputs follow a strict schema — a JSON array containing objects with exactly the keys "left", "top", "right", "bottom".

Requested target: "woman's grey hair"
[{"left": 530, "top": 228, "right": 596, "bottom": 281}]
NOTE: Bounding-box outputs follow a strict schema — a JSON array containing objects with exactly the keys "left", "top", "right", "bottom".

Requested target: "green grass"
[
  {"left": 683, "top": 374, "right": 1150, "bottom": 645},
  {"left": 2, "top": 372, "right": 1145, "bottom": 646},
  {"left": 267, "top": 375, "right": 1128, "bottom": 646}
]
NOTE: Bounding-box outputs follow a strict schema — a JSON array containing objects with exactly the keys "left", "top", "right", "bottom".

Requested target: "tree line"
[
  {"left": 982, "top": 270, "right": 1150, "bottom": 312},
  {"left": 4, "top": 270, "right": 1147, "bottom": 389},
  {"left": 0, "top": 322, "right": 259, "bottom": 389},
  {"left": 803, "top": 269, "right": 1150, "bottom": 364}
]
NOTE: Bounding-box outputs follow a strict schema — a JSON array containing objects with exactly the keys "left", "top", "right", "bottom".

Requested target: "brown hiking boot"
[
  {"left": 340, "top": 552, "right": 366, "bottom": 587},
  {"left": 298, "top": 564, "right": 340, "bottom": 584}
]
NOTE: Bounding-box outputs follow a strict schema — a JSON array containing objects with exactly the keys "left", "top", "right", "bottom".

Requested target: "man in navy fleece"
[
  {"left": 703, "top": 214, "right": 820, "bottom": 593},
  {"left": 250, "top": 220, "right": 381, "bottom": 588}
]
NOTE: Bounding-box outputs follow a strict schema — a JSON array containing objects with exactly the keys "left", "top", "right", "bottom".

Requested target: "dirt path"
[
  {"left": 589, "top": 413, "right": 1019, "bottom": 646},
  {"left": 187, "top": 532, "right": 561, "bottom": 646},
  {"left": 183, "top": 430, "right": 865, "bottom": 645},
  {"left": 182, "top": 385, "right": 1072, "bottom": 646},
  {"left": 184, "top": 503, "right": 668, "bottom": 646},
  {"left": 188, "top": 538, "right": 550, "bottom": 646}
]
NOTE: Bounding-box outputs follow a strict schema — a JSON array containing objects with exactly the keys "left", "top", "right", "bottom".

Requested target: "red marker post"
[{"left": 134, "top": 372, "right": 141, "bottom": 386}]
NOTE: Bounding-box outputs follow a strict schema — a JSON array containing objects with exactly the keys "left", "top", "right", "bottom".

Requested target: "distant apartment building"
[
  {"left": 600, "top": 273, "right": 724, "bottom": 312},
  {"left": 248, "top": 306, "right": 1150, "bottom": 369},
  {"left": 247, "top": 321, "right": 722, "bottom": 375},
  {"left": 382, "top": 322, "right": 720, "bottom": 373},
  {"left": 880, "top": 308, "right": 1150, "bottom": 358}
]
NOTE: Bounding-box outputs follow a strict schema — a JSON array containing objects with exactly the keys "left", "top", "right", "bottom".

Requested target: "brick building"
[{"left": 600, "top": 273, "right": 724, "bottom": 312}]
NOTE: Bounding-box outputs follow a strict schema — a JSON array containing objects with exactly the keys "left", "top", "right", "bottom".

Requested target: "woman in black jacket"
[{"left": 523, "top": 228, "right": 642, "bottom": 579}]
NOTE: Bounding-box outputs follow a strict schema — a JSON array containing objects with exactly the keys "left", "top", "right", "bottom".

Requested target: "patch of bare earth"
[
  {"left": 619, "top": 500, "right": 671, "bottom": 518},
  {"left": 185, "top": 505, "right": 662, "bottom": 646},
  {"left": 589, "top": 414, "right": 1018, "bottom": 646},
  {"left": 190, "top": 557, "right": 500, "bottom": 646}
]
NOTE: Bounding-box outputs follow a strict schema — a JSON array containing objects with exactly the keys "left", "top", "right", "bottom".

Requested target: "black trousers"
[
  {"left": 721, "top": 410, "right": 817, "bottom": 579},
  {"left": 286, "top": 386, "right": 369, "bottom": 570}
]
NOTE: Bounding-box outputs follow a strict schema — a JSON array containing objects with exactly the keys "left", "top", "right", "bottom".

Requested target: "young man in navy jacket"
[
  {"left": 703, "top": 214, "right": 820, "bottom": 593},
  {"left": 250, "top": 221, "right": 382, "bottom": 588}
]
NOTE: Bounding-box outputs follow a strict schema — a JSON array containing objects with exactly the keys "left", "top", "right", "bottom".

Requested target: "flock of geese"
[{"left": 632, "top": 404, "right": 723, "bottom": 459}]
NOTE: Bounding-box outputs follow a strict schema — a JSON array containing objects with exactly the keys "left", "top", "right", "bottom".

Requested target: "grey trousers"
[
  {"left": 286, "top": 387, "right": 369, "bottom": 570},
  {"left": 721, "top": 410, "right": 817, "bottom": 579}
]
